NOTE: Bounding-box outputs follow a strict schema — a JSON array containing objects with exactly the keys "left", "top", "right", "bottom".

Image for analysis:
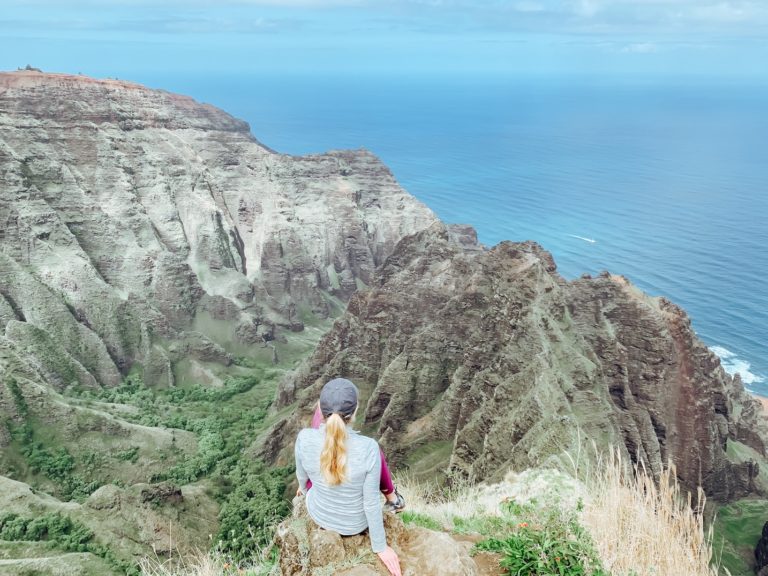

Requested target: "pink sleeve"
[{"left": 311, "top": 404, "right": 323, "bottom": 429}]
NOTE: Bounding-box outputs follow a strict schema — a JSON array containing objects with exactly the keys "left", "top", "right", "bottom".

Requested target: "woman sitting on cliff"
[{"left": 295, "top": 378, "right": 403, "bottom": 576}]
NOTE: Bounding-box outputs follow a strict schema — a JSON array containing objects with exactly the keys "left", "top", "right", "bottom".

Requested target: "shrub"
[
  {"left": 21, "top": 443, "right": 98, "bottom": 501},
  {"left": 0, "top": 512, "right": 140, "bottom": 575},
  {"left": 115, "top": 446, "right": 141, "bottom": 463},
  {"left": 5, "top": 378, "right": 99, "bottom": 501},
  {"left": 475, "top": 501, "right": 607, "bottom": 576},
  {"left": 215, "top": 460, "right": 291, "bottom": 564},
  {"left": 0, "top": 512, "right": 93, "bottom": 551}
]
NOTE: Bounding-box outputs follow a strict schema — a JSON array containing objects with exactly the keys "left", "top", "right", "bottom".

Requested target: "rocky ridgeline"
[
  {"left": 275, "top": 497, "right": 499, "bottom": 576},
  {"left": 270, "top": 222, "right": 768, "bottom": 502},
  {"left": 0, "top": 70, "right": 436, "bottom": 395}
]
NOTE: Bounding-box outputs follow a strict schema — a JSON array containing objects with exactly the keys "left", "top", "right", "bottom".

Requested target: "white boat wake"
[{"left": 568, "top": 234, "right": 597, "bottom": 244}]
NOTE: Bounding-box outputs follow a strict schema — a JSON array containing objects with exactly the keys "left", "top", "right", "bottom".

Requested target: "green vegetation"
[
  {"left": 403, "top": 440, "right": 454, "bottom": 479},
  {"left": 713, "top": 499, "right": 768, "bottom": 576},
  {"left": 76, "top": 370, "right": 267, "bottom": 429},
  {"left": 80, "top": 366, "right": 293, "bottom": 566},
  {"left": 4, "top": 377, "right": 98, "bottom": 501},
  {"left": 25, "top": 323, "right": 83, "bottom": 387},
  {"left": 475, "top": 500, "right": 607, "bottom": 576},
  {"left": 400, "top": 511, "right": 442, "bottom": 531},
  {"left": 401, "top": 471, "right": 607, "bottom": 576},
  {"left": 216, "top": 460, "right": 291, "bottom": 564},
  {"left": 727, "top": 441, "right": 768, "bottom": 494},
  {"left": 115, "top": 446, "right": 140, "bottom": 463},
  {"left": 22, "top": 444, "right": 99, "bottom": 500},
  {"left": 0, "top": 513, "right": 92, "bottom": 551},
  {"left": 0, "top": 512, "right": 139, "bottom": 575},
  {"left": 4, "top": 362, "right": 295, "bottom": 573}
]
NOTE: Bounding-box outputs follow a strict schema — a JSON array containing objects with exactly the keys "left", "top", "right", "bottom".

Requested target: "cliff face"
[
  {"left": 0, "top": 71, "right": 437, "bottom": 390},
  {"left": 271, "top": 223, "right": 766, "bottom": 502}
]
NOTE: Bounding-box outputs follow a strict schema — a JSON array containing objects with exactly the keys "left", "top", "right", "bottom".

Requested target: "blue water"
[{"left": 144, "top": 73, "right": 768, "bottom": 393}]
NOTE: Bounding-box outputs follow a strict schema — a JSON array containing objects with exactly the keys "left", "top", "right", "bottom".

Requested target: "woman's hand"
[{"left": 377, "top": 546, "right": 401, "bottom": 576}]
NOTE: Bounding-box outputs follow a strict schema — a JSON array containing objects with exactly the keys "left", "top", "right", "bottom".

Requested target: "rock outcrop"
[
  {"left": 756, "top": 521, "right": 768, "bottom": 576},
  {"left": 0, "top": 70, "right": 437, "bottom": 390},
  {"left": 270, "top": 222, "right": 767, "bottom": 502},
  {"left": 274, "top": 497, "right": 499, "bottom": 576}
]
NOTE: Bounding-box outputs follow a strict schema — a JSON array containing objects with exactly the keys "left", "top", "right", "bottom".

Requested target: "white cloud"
[
  {"left": 5, "top": 0, "right": 365, "bottom": 5},
  {"left": 689, "top": 2, "right": 753, "bottom": 23},
  {"left": 4, "top": 0, "right": 768, "bottom": 37},
  {"left": 575, "top": 0, "right": 602, "bottom": 17},
  {"left": 621, "top": 41, "right": 658, "bottom": 52},
  {"left": 513, "top": 1, "right": 545, "bottom": 13}
]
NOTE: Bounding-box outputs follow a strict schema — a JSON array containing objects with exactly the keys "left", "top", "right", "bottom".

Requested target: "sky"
[{"left": 0, "top": 0, "right": 767, "bottom": 80}]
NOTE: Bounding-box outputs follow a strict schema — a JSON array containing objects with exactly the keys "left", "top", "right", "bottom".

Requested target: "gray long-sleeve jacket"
[{"left": 294, "top": 425, "right": 386, "bottom": 553}]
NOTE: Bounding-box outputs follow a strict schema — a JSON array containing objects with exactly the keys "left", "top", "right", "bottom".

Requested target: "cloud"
[
  {"left": 688, "top": 2, "right": 757, "bottom": 23},
  {"left": 575, "top": 0, "right": 602, "bottom": 18},
  {"left": 513, "top": 1, "right": 545, "bottom": 13},
  {"left": 385, "top": 0, "right": 768, "bottom": 38},
  {"left": 621, "top": 41, "right": 658, "bottom": 53},
  {"left": 3, "top": 0, "right": 768, "bottom": 39},
  {"left": 5, "top": 0, "right": 365, "bottom": 5},
  {"left": 117, "top": 16, "right": 303, "bottom": 34},
  {"left": 0, "top": 15, "right": 304, "bottom": 35}
]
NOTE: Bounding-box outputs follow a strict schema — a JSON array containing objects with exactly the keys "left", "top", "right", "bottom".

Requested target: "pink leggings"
[{"left": 306, "top": 405, "right": 395, "bottom": 495}]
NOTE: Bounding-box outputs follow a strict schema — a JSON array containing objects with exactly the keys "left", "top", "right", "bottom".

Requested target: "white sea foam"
[
  {"left": 711, "top": 345, "right": 766, "bottom": 385},
  {"left": 568, "top": 234, "right": 597, "bottom": 244}
]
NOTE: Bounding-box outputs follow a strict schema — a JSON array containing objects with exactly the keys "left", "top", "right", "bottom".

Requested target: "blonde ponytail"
[{"left": 320, "top": 413, "right": 348, "bottom": 485}]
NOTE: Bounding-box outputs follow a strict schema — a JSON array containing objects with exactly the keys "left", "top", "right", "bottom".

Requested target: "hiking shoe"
[{"left": 383, "top": 488, "right": 405, "bottom": 513}]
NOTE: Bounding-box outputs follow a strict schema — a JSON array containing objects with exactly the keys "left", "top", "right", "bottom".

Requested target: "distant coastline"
[{"left": 195, "top": 74, "right": 768, "bottom": 392}]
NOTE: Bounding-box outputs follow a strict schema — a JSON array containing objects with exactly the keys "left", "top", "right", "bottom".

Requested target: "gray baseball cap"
[{"left": 319, "top": 378, "right": 359, "bottom": 418}]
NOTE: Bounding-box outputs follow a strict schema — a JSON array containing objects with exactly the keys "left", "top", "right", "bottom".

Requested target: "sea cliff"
[{"left": 0, "top": 70, "right": 766, "bottom": 575}]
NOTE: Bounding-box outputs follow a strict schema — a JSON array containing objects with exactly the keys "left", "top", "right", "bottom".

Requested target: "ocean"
[{"left": 144, "top": 73, "right": 768, "bottom": 393}]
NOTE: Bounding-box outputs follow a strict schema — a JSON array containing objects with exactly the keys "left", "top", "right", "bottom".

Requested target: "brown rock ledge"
[{"left": 274, "top": 497, "right": 499, "bottom": 576}]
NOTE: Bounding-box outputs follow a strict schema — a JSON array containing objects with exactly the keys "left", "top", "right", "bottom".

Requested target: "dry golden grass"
[
  {"left": 395, "top": 472, "right": 487, "bottom": 528},
  {"left": 395, "top": 467, "right": 586, "bottom": 528},
  {"left": 580, "top": 449, "right": 723, "bottom": 576},
  {"left": 138, "top": 549, "right": 275, "bottom": 576},
  {"left": 139, "top": 551, "right": 219, "bottom": 576},
  {"left": 397, "top": 447, "right": 724, "bottom": 576}
]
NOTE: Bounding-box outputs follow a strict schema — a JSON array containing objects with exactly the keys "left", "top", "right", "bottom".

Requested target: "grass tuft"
[
  {"left": 399, "top": 510, "right": 442, "bottom": 531},
  {"left": 580, "top": 449, "right": 722, "bottom": 576},
  {"left": 139, "top": 548, "right": 277, "bottom": 576}
]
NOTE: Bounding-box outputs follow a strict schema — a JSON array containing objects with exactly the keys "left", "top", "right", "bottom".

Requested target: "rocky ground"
[{"left": 275, "top": 498, "right": 500, "bottom": 576}]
